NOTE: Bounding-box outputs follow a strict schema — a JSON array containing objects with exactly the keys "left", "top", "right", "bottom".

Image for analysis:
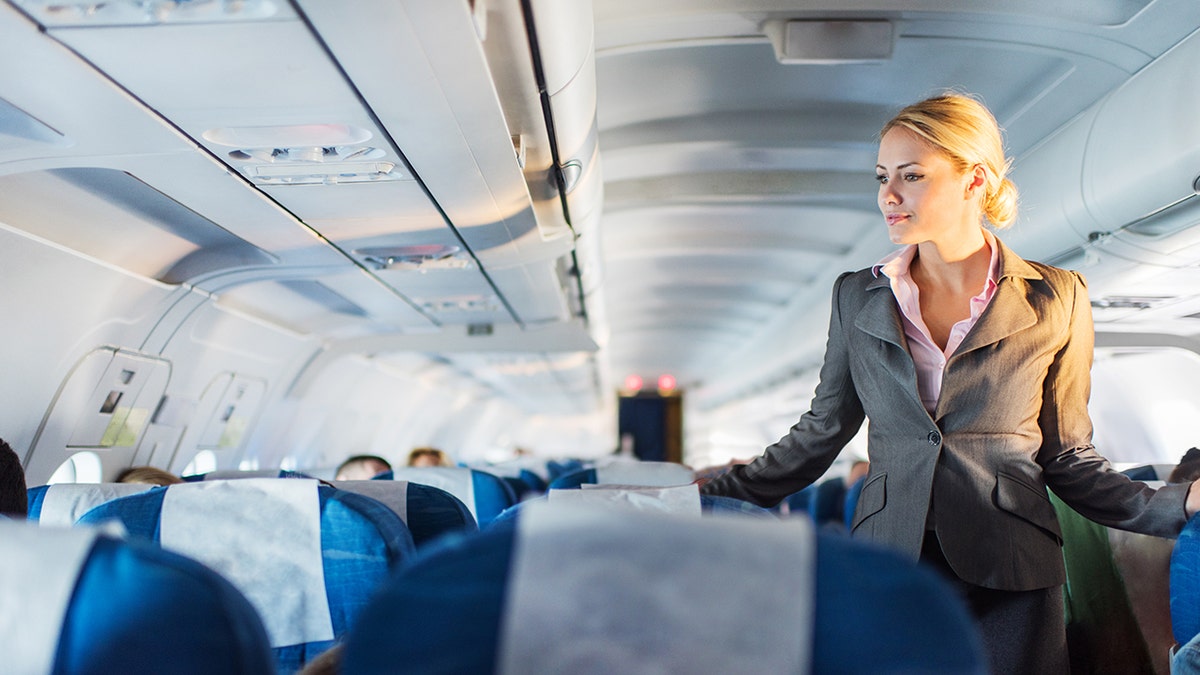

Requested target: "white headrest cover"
[
  {"left": 595, "top": 461, "right": 695, "bottom": 487},
  {"left": 159, "top": 479, "right": 332, "bottom": 647},
  {"left": 330, "top": 480, "right": 409, "bottom": 523},
  {"left": 39, "top": 483, "right": 156, "bottom": 527},
  {"left": 549, "top": 483, "right": 701, "bottom": 518},
  {"left": 0, "top": 521, "right": 99, "bottom": 675},
  {"left": 498, "top": 502, "right": 815, "bottom": 674},
  {"left": 391, "top": 467, "right": 475, "bottom": 519}
]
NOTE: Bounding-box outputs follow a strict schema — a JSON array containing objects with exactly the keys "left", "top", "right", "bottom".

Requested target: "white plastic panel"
[{"left": 195, "top": 373, "right": 267, "bottom": 451}]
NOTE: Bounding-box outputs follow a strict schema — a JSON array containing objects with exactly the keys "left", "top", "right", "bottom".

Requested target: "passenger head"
[
  {"left": 1171, "top": 447, "right": 1200, "bottom": 483},
  {"left": 335, "top": 455, "right": 392, "bottom": 480},
  {"left": 407, "top": 447, "right": 449, "bottom": 468},
  {"left": 880, "top": 93, "right": 1018, "bottom": 229},
  {"left": 0, "top": 438, "right": 27, "bottom": 517},
  {"left": 115, "top": 466, "right": 183, "bottom": 486}
]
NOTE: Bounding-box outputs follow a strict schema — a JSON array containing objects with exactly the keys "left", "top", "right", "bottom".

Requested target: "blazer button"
[{"left": 927, "top": 430, "right": 941, "bottom": 446}]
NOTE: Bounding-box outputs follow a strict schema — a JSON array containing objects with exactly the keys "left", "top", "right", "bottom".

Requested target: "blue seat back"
[
  {"left": 809, "top": 477, "right": 846, "bottom": 529},
  {"left": 183, "top": 469, "right": 313, "bottom": 481},
  {"left": 1173, "top": 515, "right": 1200, "bottom": 646},
  {"left": 546, "top": 467, "right": 598, "bottom": 490},
  {"left": 387, "top": 467, "right": 516, "bottom": 527},
  {"left": 77, "top": 480, "right": 414, "bottom": 673},
  {"left": 331, "top": 479, "right": 478, "bottom": 547},
  {"left": 0, "top": 520, "right": 272, "bottom": 675},
  {"left": 843, "top": 476, "right": 865, "bottom": 530},
  {"left": 342, "top": 505, "right": 985, "bottom": 674},
  {"left": 27, "top": 483, "right": 157, "bottom": 525}
]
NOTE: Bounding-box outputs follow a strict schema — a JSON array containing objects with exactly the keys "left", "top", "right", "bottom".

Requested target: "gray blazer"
[{"left": 703, "top": 236, "right": 1190, "bottom": 591}]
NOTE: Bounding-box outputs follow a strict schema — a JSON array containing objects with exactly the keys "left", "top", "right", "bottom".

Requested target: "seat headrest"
[
  {"left": 547, "top": 483, "right": 701, "bottom": 517},
  {"left": 28, "top": 482, "right": 157, "bottom": 526},
  {"left": 0, "top": 519, "right": 274, "bottom": 674},
  {"left": 0, "top": 521, "right": 99, "bottom": 674},
  {"left": 594, "top": 461, "right": 695, "bottom": 487},
  {"left": 157, "top": 479, "right": 331, "bottom": 648},
  {"left": 497, "top": 502, "right": 814, "bottom": 673}
]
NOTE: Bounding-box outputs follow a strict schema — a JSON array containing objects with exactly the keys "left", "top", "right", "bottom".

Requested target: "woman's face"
[{"left": 875, "top": 126, "right": 978, "bottom": 247}]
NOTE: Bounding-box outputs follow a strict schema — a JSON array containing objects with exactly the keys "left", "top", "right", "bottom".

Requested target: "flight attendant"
[{"left": 701, "top": 92, "right": 1200, "bottom": 672}]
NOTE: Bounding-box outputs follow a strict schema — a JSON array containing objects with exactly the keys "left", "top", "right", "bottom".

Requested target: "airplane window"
[
  {"left": 1091, "top": 348, "right": 1200, "bottom": 465},
  {"left": 238, "top": 458, "right": 261, "bottom": 471},
  {"left": 181, "top": 449, "right": 217, "bottom": 476},
  {"left": 47, "top": 451, "right": 101, "bottom": 485}
]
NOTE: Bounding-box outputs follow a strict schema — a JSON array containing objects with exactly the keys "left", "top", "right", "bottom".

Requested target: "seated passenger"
[
  {"left": 1171, "top": 447, "right": 1200, "bottom": 483},
  {"left": 407, "top": 447, "right": 450, "bottom": 468},
  {"left": 335, "top": 454, "right": 393, "bottom": 480},
  {"left": 0, "top": 438, "right": 27, "bottom": 517},
  {"left": 115, "top": 466, "right": 183, "bottom": 486}
]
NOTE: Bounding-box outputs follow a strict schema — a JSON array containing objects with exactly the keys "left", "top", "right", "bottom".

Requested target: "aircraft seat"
[
  {"left": 183, "top": 469, "right": 314, "bottom": 481},
  {"left": 383, "top": 467, "right": 517, "bottom": 527},
  {"left": 27, "top": 483, "right": 157, "bottom": 526},
  {"left": 331, "top": 479, "right": 478, "bottom": 547},
  {"left": 1172, "top": 515, "right": 1200, "bottom": 648},
  {"left": 809, "top": 477, "right": 847, "bottom": 530},
  {"left": 0, "top": 519, "right": 272, "bottom": 675},
  {"left": 1054, "top": 492, "right": 1173, "bottom": 674},
  {"left": 844, "top": 476, "right": 865, "bottom": 530},
  {"left": 547, "top": 461, "right": 695, "bottom": 489},
  {"left": 341, "top": 502, "right": 985, "bottom": 674},
  {"left": 76, "top": 479, "right": 414, "bottom": 673},
  {"left": 1121, "top": 464, "right": 1178, "bottom": 482},
  {"left": 491, "top": 490, "right": 775, "bottom": 526}
]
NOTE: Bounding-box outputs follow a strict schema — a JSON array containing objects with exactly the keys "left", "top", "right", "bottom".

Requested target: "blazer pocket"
[
  {"left": 850, "top": 472, "right": 886, "bottom": 532},
  {"left": 994, "top": 472, "right": 1063, "bottom": 544}
]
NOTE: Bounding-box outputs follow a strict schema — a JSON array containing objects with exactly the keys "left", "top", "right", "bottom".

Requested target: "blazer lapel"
[
  {"left": 854, "top": 274, "right": 925, "bottom": 410},
  {"left": 950, "top": 238, "right": 1041, "bottom": 359}
]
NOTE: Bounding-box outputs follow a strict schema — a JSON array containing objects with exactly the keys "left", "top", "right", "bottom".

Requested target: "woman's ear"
[{"left": 965, "top": 164, "right": 986, "bottom": 197}]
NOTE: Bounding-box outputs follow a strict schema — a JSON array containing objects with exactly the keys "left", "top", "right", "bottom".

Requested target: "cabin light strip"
[
  {"left": 245, "top": 161, "right": 405, "bottom": 185},
  {"left": 15, "top": 0, "right": 281, "bottom": 26}
]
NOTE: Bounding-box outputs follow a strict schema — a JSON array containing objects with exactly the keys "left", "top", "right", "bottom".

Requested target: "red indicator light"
[
  {"left": 624, "top": 374, "right": 644, "bottom": 392},
  {"left": 657, "top": 374, "right": 677, "bottom": 392}
]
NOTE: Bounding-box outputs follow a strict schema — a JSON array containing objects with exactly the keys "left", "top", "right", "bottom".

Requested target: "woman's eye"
[
  {"left": 875, "top": 174, "right": 887, "bottom": 184},
  {"left": 904, "top": 173, "right": 923, "bottom": 182}
]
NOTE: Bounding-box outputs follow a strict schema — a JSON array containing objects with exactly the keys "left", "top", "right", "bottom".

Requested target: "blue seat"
[
  {"left": 183, "top": 469, "right": 313, "bottom": 481},
  {"left": 546, "top": 458, "right": 585, "bottom": 481},
  {"left": 1173, "top": 515, "right": 1200, "bottom": 648},
  {"left": 781, "top": 483, "right": 819, "bottom": 515},
  {"left": 384, "top": 467, "right": 517, "bottom": 527},
  {"left": 809, "top": 477, "right": 847, "bottom": 529},
  {"left": 492, "top": 493, "right": 773, "bottom": 526},
  {"left": 331, "top": 479, "right": 478, "bottom": 547},
  {"left": 844, "top": 476, "right": 865, "bottom": 530},
  {"left": 547, "top": 461, "right": 695, "bottom": 489},
  {"left": 342, "top": 503, "right": 985, "bottom": 674},
  {"left": 27, "top": 483, "right": 157, "bottom": 526},
  {"left": 0, "top": 519, "right": 272, "bottom": 675},
  {"left": 77, "top": 479, "right": 414, "bottom": 673}
]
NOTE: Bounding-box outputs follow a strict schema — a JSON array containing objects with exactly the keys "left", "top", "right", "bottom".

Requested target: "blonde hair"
[
  {"left": 406, "top": 447, "right": 449, "bottom": 467},
  {"left": 881, "top": 93, "right": 1018, "bottom": 229},
  {"left": 116, "top": 466, "right": 183, "bottom": 486}
]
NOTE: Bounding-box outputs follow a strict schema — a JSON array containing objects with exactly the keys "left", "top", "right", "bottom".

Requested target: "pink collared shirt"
[{"left": 873, "top": 233, "right": 1000, "bottom": 414}]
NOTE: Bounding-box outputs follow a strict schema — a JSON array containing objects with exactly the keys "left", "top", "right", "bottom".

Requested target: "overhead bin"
[{"left": 1010, "top": 27, "right": 1200, "bottom": 269}]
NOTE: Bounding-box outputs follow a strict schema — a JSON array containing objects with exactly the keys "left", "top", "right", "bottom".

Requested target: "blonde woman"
[{"left": 702, "top": 93, "right": 1200, "bottom": 672}]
